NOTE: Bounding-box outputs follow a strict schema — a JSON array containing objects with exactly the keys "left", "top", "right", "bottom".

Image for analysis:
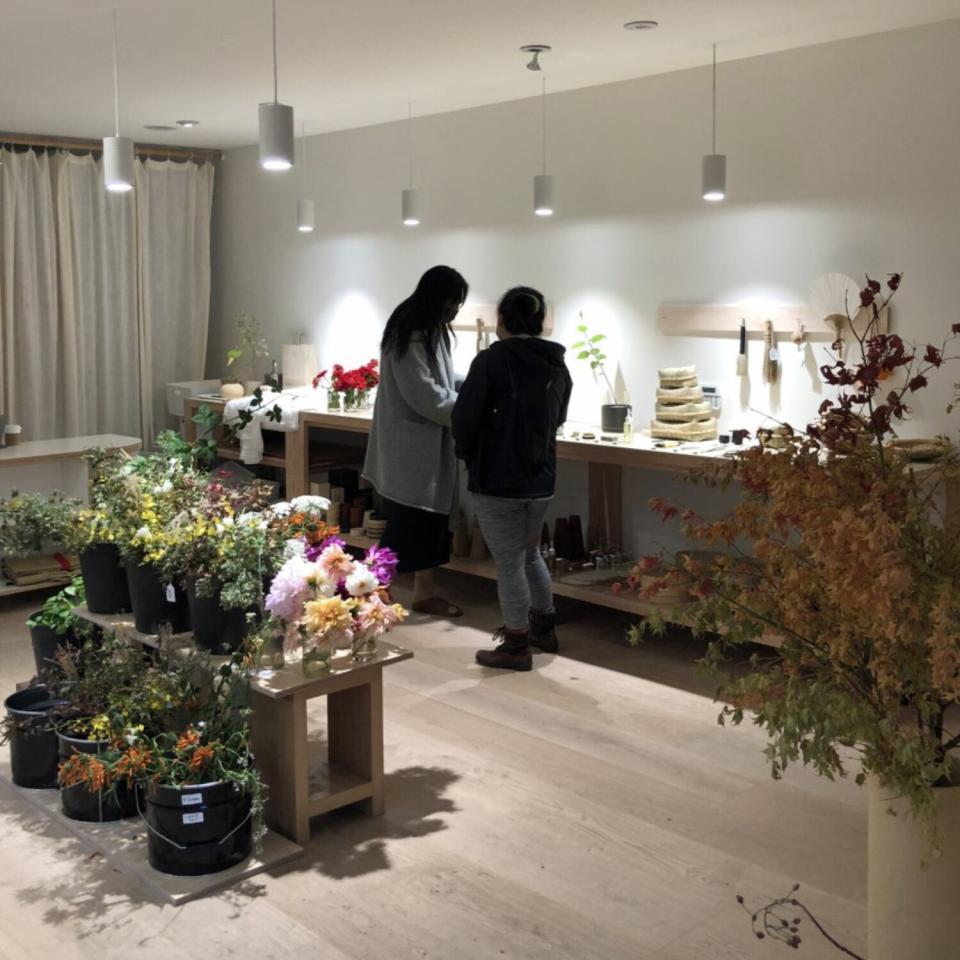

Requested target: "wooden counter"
[{"left": 0, "top": 434, "right": 141, "bottom": 467}]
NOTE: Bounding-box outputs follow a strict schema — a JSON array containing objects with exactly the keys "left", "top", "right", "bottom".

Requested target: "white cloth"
[
  {"left": 0, "top": 147, "right": 214, "bottom": 445},
  {"left": 223, "top": 386, "right": 317, "bottom": 464}
]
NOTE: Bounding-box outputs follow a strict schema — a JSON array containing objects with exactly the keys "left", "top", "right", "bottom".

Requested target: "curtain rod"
[{"left": 0, "top": 131, "right": 222, "bottom": 163}]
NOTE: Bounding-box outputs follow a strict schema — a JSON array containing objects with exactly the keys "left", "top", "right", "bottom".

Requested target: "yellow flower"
[{"left": 302, "top": 597, "right": 353, "bottom": 636}]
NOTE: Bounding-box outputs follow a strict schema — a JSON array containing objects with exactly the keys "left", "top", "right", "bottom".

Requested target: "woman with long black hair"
[{"left": 363, "top": 265, "right": 468, "bottom": 617}]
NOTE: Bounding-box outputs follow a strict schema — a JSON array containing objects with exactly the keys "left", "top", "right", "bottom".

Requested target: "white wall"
[{"left": 209, "top": 20, "right": 960, "bottom": 554}]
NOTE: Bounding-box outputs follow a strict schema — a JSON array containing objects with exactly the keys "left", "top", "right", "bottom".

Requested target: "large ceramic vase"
[
  {"left": 79, "top": 543, "right": 131, "bottom": 614},
  {"left": 868, "top": 776, "right": 960, "bottom": 960}
]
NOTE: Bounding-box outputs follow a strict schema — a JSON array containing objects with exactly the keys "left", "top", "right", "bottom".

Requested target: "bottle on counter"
[{"left": 622, "top": 412, "right": 634, "bottom": 443}]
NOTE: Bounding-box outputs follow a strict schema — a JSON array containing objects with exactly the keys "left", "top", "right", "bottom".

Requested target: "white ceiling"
[{"left": 2, "top": 0, "right": 959, "bottom": 150}]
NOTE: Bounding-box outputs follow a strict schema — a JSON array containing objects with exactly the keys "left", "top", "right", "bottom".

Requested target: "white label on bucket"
[
  {"left": 165, "top": 583, "right": 176, "bottom": 603},
  {"left": 182, "top": 812, "right": 204, "bottom": 825},
  {"left": 181, "top": 793, "right": 203, "bottom": 806}
]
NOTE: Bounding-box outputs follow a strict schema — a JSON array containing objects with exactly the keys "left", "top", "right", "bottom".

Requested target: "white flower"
[
  {"left": 124, "top": 728, "right": 139, "bottom": 746},
  {"left": 283, "top": 538, "right": 306, "bottom": 559},
  {"left": 291, "top": 494, "right": 331, "bottom": 514},
  {"left": 153, "top": 480, "right": 173, "bottom": 494},
  {"left": 238, "top": 512, "right": 267, "bottom": 530},
  {"left": 345, "top": 565, "right": 379, "bottom": 597},
  {"left": 134, "top": 525, "right": 152, "bottom": 541},
  {"left": 270, "top": 501, "right": 294, "bottom": 517}
]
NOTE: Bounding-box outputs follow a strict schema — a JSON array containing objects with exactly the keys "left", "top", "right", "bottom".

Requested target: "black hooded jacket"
[{"left": 452, "top": 337, "right": 573, "bottom": 499}]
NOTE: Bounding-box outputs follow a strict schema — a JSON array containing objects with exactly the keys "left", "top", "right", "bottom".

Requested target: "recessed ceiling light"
[
  {"left": 624, "top": 20, "right": 658, "bottom": 31},
  {"left": 176, "top": 120, "right": 200, "bottom": 128},
  {"left": 144, "top": 124, "right": 176, "bottom": 131}
]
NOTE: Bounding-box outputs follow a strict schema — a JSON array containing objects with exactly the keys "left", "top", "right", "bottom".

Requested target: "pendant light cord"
[
  {"left": 541, "top": 76, "right": 547, "bottom": 175},
  {"left": 301, "top": 122, "right": 306, "bottom": 184},
  {"left": 112, "top": 8, "right": 121, "bottom": 137},
  {"left": 407, "top": 102, "right": 414, "bottom": 189},
  {"left": 711, "top": 42, "right": 717, "bottom": 154},
  {"left": 272, "top": 0, "right": 279, "bottom": 103}
]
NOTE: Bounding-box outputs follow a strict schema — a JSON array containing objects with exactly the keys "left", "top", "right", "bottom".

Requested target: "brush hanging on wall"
[
  {"left": 762, "top": 319, "right": 780, "bottom": 384},
  {"left": 736, "top": 318, "right": 748, "bottom": 376}
]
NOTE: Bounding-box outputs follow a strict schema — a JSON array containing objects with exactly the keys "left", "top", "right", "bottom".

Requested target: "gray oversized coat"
[{"left": 362, "top": 334, "right": 459, "bottom": 515}]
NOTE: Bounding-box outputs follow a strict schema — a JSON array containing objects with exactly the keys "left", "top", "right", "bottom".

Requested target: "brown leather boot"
[
  {"left": 475, "top": 626, "right": 533, "bottom": 671},
  {"left": 529, "top": 609, "right": 558, "bottom": 653}
]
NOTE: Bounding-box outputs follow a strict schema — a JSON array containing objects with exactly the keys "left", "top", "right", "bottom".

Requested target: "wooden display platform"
[
  {"left": 72, "top": 605, "right": 193, "bottom": 650},
  {"left": 0, "top": 766, "right": 303, "bottom": 905}
]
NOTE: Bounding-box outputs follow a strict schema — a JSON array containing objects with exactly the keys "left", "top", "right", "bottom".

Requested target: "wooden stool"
[{"left": 250, "top": 642, "right": 413, "bottom": 846}]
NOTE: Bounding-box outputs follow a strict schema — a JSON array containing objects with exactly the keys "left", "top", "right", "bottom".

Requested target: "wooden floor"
[{"left": 0, "top": 573, "right": 866, "bottom": 960}]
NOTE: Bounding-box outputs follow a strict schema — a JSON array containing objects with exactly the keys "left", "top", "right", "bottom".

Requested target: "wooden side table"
[{"left": 249, "top": 642, "right": 413, "bottom": 846}]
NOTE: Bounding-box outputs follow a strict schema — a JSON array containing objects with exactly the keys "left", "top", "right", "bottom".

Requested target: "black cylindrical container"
[
  {"left": 600, "top": 403, "right": 632, "bottom": 433},
  {"left": 58, "top": 730, "right": 138, "bottom": 821},
  {"left": 4, "top": 686, "right": 61, "bottom": 789},
  {"left": 185, "top": 581, "right": 249, "bottom": 655},
  {"left": 145, "top": 780, "right": 253, "bottom": 876},
  {"left": 80, "top": 543, "right": 131, "bottom": 614},
  {"left": 125, "top": 562, "right": 190, "bottom": 635},
  {"left": 29, "top": 620, "right": 79, "bottom": 675}
]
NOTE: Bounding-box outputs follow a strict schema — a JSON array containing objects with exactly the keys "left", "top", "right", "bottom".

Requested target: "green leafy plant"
[
  {"left": 26, "top": 577, "right": 93, "bottom": 638},
  {"left": 226, "top": 311, "right": 269, "bottom": 381},
  {"left": 0, "top": 490, "right": 81, "bottom": 558},
  {"left": 570, "top": 312, "right": 616, "bottom": 400}
]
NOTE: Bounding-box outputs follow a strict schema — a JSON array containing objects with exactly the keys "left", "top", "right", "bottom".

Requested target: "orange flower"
[
  {"left": 58, "top": 753, "right": 109, "bottom": 791},
  {"left": 115, "top": 747, "right": 152, "bottom": 780},
  {"left": 189, "top": 745, "right": 215, "bottom": 770},
  {"left": 176, "top": 728, "right": 200, "bottom": 751}
]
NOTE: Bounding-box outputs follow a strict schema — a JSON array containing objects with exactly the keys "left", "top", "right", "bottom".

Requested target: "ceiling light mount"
[
  {"left": 520, "top": 44, "right": 551, "bottom": 72},
  {"left": 624, "top": 20, "right": 658, "bottom": 31},
  {"left": 176, "top": 120, "right": 199, "bottom": 128}
]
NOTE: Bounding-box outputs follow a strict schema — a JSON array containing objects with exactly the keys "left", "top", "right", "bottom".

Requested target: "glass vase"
[
  {"left": 302, "top": 643, "right": 332, "bottom": 678},
  {"left": 352, "top": 633, "right": 377, "bottom": 662},
  {"left": 255, "top": 629, "right": 286, "bottom": 671}
]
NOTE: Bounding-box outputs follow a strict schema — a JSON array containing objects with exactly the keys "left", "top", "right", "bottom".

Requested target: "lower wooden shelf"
[
  {"left": 0, "top": 579, "right": 71, "bottom": 598},
  {"left": 0, "top": 766, "right": 303, "bottom": 905}
]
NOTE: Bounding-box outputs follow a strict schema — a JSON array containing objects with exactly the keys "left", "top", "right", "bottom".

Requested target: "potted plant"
[
  {"left": 0, "top": 489, "right": 80, "bottom": 559},
  {"left": 628, "top": 274, "right": 960, "bottom": 960},
  {"left": 53, "top": 634, "right": 212, "bottom": 823},
  {"left": 3, "top": 683, "right": 65, "bottom": 789},
  {"left": 110, "top": 648, "right": 264, "bottom": 876},
  {"left": 26, "top": 577, "right": 93, "bottom": 674},
  {"left": 265, "top": 537, "right": 405, "bottom": 675},
  {"left": 112, "top": 454, "right": 208, "bottom": 635},
  {"left": 570, "top": 314, "right": 630, "bottom": 432},
  {"left": 165, "top": 479, "right": 277, "bottom": 654},
  {"left": 225, "top": 311, "right": 270, "bottom": 397}
]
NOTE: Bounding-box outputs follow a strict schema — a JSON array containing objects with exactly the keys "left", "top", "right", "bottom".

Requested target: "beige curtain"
[{"left": 0, "top": 146, "right": 214, "bottom": 444}]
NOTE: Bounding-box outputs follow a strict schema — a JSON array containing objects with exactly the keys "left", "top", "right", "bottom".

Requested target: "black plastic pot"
[
  {"left": 600, "top": 403, "right": 632, "bottom": 433},
  {"left": 80, "top": 544, "right": 131, "bottom": 614},
  {"left": 4, "top": 686, "right": 61, "bottom": 789},
  {"left": 145, "top": 779, "right": 253, "bottom": 876},
  {"left": 58, "top": 730, "right": 138, "bottom": 822},
  {"left": 125, "top": 562, "right": 190, "bottom": 635},
  {"left": 185, "top": 581, "right": 250, "bottom": 655},
  {"left": 29, "top": 620, "right": 79, "bottom": 675}
]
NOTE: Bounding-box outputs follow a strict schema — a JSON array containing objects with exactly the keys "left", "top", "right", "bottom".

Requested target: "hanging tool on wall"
[
  {"left": 762, "top": 318, "right": 780, "bottom": 384},
  {"left": 737, "top": 317, "right": 748, "bottom": 377},
  {"left": 792, "top": 318, "right": 806, "bottom": 365}
]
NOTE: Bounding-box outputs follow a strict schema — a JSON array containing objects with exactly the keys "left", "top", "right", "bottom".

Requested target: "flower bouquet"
[
  {"left": 313, "top": 360, "right": 379, "bottom": 412},
  {"left": 265, "top": 538, "right": 405, "bottom": 675}
]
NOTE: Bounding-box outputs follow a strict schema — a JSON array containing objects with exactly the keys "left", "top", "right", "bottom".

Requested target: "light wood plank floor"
[{"left": 0, "top": 573, "right": 866, "bottom": 960}]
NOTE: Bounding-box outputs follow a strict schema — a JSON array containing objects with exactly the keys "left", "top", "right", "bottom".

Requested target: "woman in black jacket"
[{"left": 452, "top": 286, "right": 572, "bottom": 670}]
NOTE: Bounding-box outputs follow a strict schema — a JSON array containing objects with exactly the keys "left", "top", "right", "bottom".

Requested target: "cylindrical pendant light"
[
  {"left": 533, "top": 74, "right": 554, "bottom": 216},
  {"left": 103, "top": 9, "right": 134, "bottom": 192},
  {"left": 402, "top": 188, "right": 420, "bottom": 227},
  {"left": 534, "top": 174, "right": 555, "bottom": 217},
  {"left": 702, "top": 43, "right": 726, "bottom": 202},
  {"left": 297, "top": 124, "right": 314, "bottom": 232},
  {"left": 259, "top": 0, "right": 294, "bottom": 171},
  {"left": 402, "top": 102, "right": 420, "bottom": 226}
]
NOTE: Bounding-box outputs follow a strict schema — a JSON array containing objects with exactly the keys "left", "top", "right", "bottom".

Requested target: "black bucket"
[
  {"left": 185, "top": 581, "right": 250, "bottom": 655},
  {"left": 600, "top": 403, "right": 632, "bottom": 433},
  {"left": 4, "top": 686, "right": 61, "bottom": 789},
  {"left": 29, "top": 621, "right": 79, "bottom": 676},
  {"left": 144, "top": 780, "right": 253, "bottom": 876},
  {"left": 80, "top": 543, "right": 131, "bottom": 614},
  {"left": 125, "top": 562, "right": 190, "bottom": 636},
  {"left": 58, "top": 731, "right": 138, "bottom": 822}
]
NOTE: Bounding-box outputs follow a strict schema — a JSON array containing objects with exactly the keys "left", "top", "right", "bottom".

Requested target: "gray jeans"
[{"left": 474, "top": 495, "right": 555, "bottom": 631}]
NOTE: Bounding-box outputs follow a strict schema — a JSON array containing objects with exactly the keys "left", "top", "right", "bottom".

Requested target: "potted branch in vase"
[
  {"left": 224, "top": 311, "right": 270, "bottom": 398},
  {"left": 627, "top": 274, "right": 960, "bottom": 960},
  {"left": 570, "top": 315, "right": 630, "bottom": 432}
]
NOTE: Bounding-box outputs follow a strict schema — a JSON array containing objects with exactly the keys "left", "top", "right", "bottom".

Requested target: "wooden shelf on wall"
[{"left": 657, "top": 302, "right": 888, "bottom": 340}]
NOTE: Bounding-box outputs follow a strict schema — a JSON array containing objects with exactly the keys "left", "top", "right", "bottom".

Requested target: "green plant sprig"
[{"left": 570, "top": 312, "right": 617, "bottom": 400}]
